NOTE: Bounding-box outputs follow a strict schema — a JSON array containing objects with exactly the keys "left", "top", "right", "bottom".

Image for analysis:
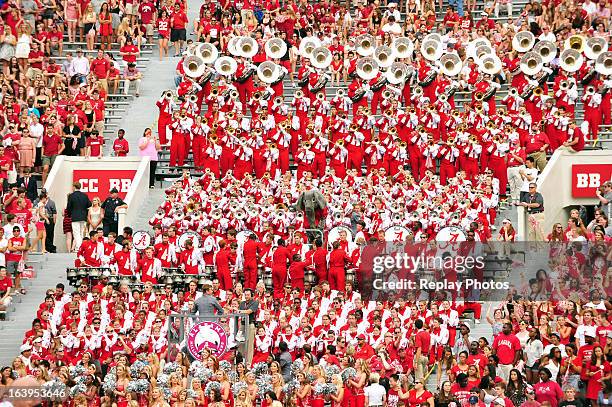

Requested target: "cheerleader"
[{"left": 252, "top": 326, "right": 272, "bottom": 366}]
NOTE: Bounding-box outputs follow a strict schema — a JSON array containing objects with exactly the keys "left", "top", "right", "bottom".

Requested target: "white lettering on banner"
[
  {"left": 108, "top": 179, "right": 133, "bottom": 192},
  {"left": 79, "top": 179, "right": 99, "bottom": 193},
  {"left": 576, "top": 173, "right": 601, "bottom": 188}
]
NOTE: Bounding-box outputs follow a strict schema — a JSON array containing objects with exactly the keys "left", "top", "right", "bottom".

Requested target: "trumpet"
[
  {"left": 509, "top": 88, "right": 518, "bottom": 97},
  {"left": 382, "top": 89, "right": 392, "bottom": 100},
  {"left": 273, "top": 96, "right": 283, "bottom": 106},
  {"left": 399, "top": 141, "right": 407, "bottom": 148},
  {"left": 303, "top": 141, "right": 312, "bottom": 149},
  {"left": 229, "top": 90, "right": 239, "bottom": 100},
  {"left": 388, "top": 127, "right": 398, "bottom": 136},
  {"left": 253, "top": 91, "right": 263, "bottom": 101},
  {"left": 188, "top": 94, "right": 198, "bottom": 103},
  {"left": 335, "top": 139, "right": 345, "bottom": 147},
  {"left": 336, "top": 89, "right": 345, "bottom": 98},
  {"left": 439, "top": 93, "right": 448, "bottom": 103},
  {"left": 451, "top": 109, "right": 460, "bottom": 118},
  {"left": 586, "top": 86, "right": 596, "bottom": 95},
  {"left": 295, "top": 90, "right": 304, "bottom": 99},
  {"left": 210, "top": 88, "right": 219, "bottom": 97},
  {"left": 533, "top": 87, "right": 543, "bottom": 96},
  {"left": 474, "top": 92, "right": 484, "bottom": 101},
  {"left": 226, "top": 112, "right": 235, "bottom": 120},
  {"left": 414, "top": 86, "right": 423, "bottom": 97},
  {"left": 350, "top": 123, "right": 359, "bottom": 132},
  {"left": 253, "top": 128, "right": 263, "bottom": 136},
  {"left": 316, "top": 92, "right": 326, "bottom": 102},
  {"left": 475, "top": 104, "right": 484, "bottom": 114},
  {"left": 164, "top": 90, "right": 173, "bottom": 99},
  {"left": 559, "top": 80, "right": 569, "bottom": 91},
  {"left": 210, "top": 134, "right": 218, "bottom": 142}
]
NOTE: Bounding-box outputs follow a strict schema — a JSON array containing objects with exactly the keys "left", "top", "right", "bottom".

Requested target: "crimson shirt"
[{"left": 492, "top": 332, "right": 521, "bottom": 364}]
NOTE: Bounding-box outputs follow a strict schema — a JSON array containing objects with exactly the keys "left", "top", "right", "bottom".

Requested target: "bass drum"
[
  {"left": 177, "top": 231, "right": 201, "bottom": 250},
  {"left": 132, "top": 230, "right": 152, "bottom": 251},
  {"left": 435, "top": 226, "right": 467, "bottom": 242}
]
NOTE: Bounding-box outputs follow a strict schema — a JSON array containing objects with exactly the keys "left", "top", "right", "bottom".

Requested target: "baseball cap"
[{"left": 20, "top": 344, "right": 32, "bottom": 353}]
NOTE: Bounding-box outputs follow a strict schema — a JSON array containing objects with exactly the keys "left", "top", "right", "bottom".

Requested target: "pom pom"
[
  {"left": 186, "top": 389, "right": 197, "bottom": 398},
  {"left": 219, "top": 360, "right": 231, "bottom": 372},
  {"left": 69, "top": 365, "right": 87, "bottom": 378},
  {"left": 291, "top": 359, "right": 304, "bottom": 375},
  {"left": 102, "top": 374, "right": 117, "bottom": 394},
  {"left": 252, "top": 362, "right": 269, "bottom": 378},
  {"left": 130, "top": 360, "right": 148, "bottom": 378},
  {"left": 323, "top": 383, "right": 338, "bottom": 395},
  {"left": 227, "top": 371, "right": 239, "bottom": 383},
  {"left": 42, "top": 378, "right": 67, "bottom": 399},
  {"left": 231, "top": 381, "right": 248, "bottom": 396},
  {"left": 282, "top": 379, "right": 300, "bottom": 395},
  {"left": 204, "top": 381, "right": 222, "bottom": 395},
  {"left": 324, "top": 365, "right": 340, "bottom": 380},
  {"left": 70, "top": 383, "right": 87, "bottom": 398},
  {"left": 127, "top": 379, "right": 150, "bottom": 394},
  {"left": 156, "top": 373, "right": 170, "bottom": 388},
  {"left": 163, "top": 362, "right": 180, "bottom": 375},
  {"left": 341, "top": 368, "right": 357, "bottom": 382}
]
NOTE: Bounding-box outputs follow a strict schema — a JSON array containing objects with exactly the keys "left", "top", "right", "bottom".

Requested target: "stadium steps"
[{"left": 0, "top": 254, "right": 72, "bottom": 365}]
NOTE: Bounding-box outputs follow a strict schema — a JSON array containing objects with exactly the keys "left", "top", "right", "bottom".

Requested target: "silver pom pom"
[
  {"left": 291, "top": 359, "right": 304, "bottom": 375},
  {"left": 282, "top": 379, "right": 299, "bottom": 395},
  {"left": 227, "top": 371, "right": 239, "bottom": 383},
  {"left": 219, "top": 360, "right": 232, "bottom": 372},
  {"left": 130, "top": 360, "right": 148, "bottom": 378},
  {"left": 231, "top": 381, "right": 248, "bottom": 396},
  {"left": 127, "top": 379, "right": 150, "bottom": 394},
  {"left": 102, "top": 374, "right": 117, "bottom": 394},
  {"left": 163, "top": 362, "right": 180, "bottom": 375},
  {"left": 70, "top": 383, "right": 87, "bottom": 398},
  {"left": 156, "top": 373, "right": 170, "bottom": 388},
  {"left": 341, "top": 368, "right": 357, "bottom": 383},
  {"left": 252, "top": 362, "right": 269, "bottom": 378},
  {"left": 69, "top": 365, "right": 86, "bottom": 378},
  {"left": 204, "top": 381, "right": 222, "bottom": 395},
  {"left": 325, "top": 365, "right": 340, "bottom": 380}
]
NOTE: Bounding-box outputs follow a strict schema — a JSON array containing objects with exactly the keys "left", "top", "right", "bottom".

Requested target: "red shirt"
[
  {"left": 43, "top": 132, "right": 63, "bottom": 156},
  {"left": 120, "top": 45, "right": 139, "bottom": 63},
  {"left": 28, "top": 50, "right": 44, "bottom": 69},
  {"left": 87, "top": 135, "right": 104, "bottom": 157},
  {"left": 0, "top": 276, "right": 12, "bottom": 293},
  {"left": 533, "top": 381, "right": 563, "bottom": 407},
  {"left": 90, "top": 57, "right": 111, "bottom": 79},
  {"left": 171, "top": 11, "right": 188, "bottom": 29},
  {"left": 415, "top": 329, "right": 431, "bottom": 353},
  {"left": 113, "top": 138, "right": 129, "bottom": 156},
  {"left": 492, "top": 332, "right": 521, "bottom": 364},
  {"left": 6, "top": 236, "right": 26, "bottom": 262},
  {"left": 139, "top": 2, "right": 156, "bottom": 24}
]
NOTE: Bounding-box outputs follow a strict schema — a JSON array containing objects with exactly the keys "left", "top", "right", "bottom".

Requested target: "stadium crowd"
[{"left": 0, "top": 0, "right": 610, "bottom": 403}]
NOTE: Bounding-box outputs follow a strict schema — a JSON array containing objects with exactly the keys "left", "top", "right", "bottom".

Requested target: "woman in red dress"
[
  {"left": 296, "top": 371, "right": 312, "bottom": 407},
  {"left": 310, "top": 366, "right": 326, "bottom": 407},
  {"left": 586, "top": 345, "right": 611, "bottom": 406},
  {"left": 329, "top": 374, "right": 345, "bottom": 407},
  {"left": 157, "top": 10, "right": 171, "bottom": 60},
  {"left": 114, "top": 365, "right": 130, "bottom": 407},
  {"left": 407, "top": 380, "right": 435, "bottom": 407},
  {"left": 347, "top": 359, "right": 369, "bottom": 407}
]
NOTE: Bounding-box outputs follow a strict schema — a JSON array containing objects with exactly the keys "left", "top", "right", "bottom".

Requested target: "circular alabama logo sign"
[{"left": 187, "top": 321, "right": 228, "bottom": 360}]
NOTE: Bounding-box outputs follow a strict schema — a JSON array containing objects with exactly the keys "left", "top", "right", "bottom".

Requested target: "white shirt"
[
  {"left": 520, "top": 167, "right": 539, "bottom": 192},
  {"left": 30, "top": 122, "right": 45, "bottom": 148},
  {"left": 3, "top": 223, "right": 25, "bottom": 238},
  {"left": 71, "top": 56, "right": 90, "bottom": 76},
  {"left": 582, "top": 0, "right": 597, "bottom": 15},
  {"left": 538, "top": 32, "right": 556, "bottom": 42},
  {"left": 364, "top": 383, "right": 386, "bottom": 405},
  {"left": 381, "top": 22, "right": 402, "bottom": 36},
  {"left": 0, "top": 237, "right": 7, "bottom": 267}
]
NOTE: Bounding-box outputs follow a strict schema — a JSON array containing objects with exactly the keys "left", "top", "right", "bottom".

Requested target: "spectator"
[
  {"left": 0, "top": 267, "right": 12, "bottom": 311},
  {"left": 518, "top": 183, "right": 545, "bottom": 241},
  {"left": 364, "top": 373, "right": 386, "bottom": 406},
  {"left": 192, "top": 284, "right": 224, "bottom": 318},
  {"left": 138, "top": 127, "right": 160, "bottom": 188},
  {"left": 123, "top": 63, "right": 142, "bottom": 96},
  {"left": 6, "top": 226, "right": 27, "bottom": 295},
  {"left": 112, "top": 129, "right": 130, "bottom": 156},
  {"left": 170, "top": 3, "right": 188, "bottom": 57},
  {"left": 239, "top": 288, "right": 259, "bottom": 365},
  {"left": 66, "top": 182, "right": 91, "bottom": 251},
  {"left": 101, "top": 188, "right": 127, "bottom": 235},
  {"left": 595, "top": 181, "right": 612, "bottom": 219}
]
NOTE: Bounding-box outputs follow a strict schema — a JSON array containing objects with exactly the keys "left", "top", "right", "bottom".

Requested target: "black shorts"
[{"left": 170, "top": 28, "right": 186, "bottom": 42}]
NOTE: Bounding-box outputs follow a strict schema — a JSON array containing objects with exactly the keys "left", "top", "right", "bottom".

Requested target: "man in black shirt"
[
  {"left": 66, "top": 182, "right": 91, "bottom": 250},
  {"left": 101, "top": 188, "right": 128, "bottom": 236},
  {"left": 518, "top": 182, "right": 545, "bottom": 241},
  {"left": 239, "top": 288, "right": 259, "bottom": 365}
]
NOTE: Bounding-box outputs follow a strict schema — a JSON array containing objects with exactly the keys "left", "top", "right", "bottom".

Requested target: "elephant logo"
[{"left": 187, "top": 321, "right": 228, "bottom": 360}]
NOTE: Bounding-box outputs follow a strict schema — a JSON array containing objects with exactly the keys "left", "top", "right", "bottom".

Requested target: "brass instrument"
[
  {"left": 399, "top": 141, "right": 407, "bottom": 148},
  {"left": 226, "top": 112, "right": 235, "bottom": 120},
  {"left": 512, "top": 31, "right": 535, "bottom": 53},
  {"left": 585, "top": 37, "right": 608, "bottom": 60},
  {"left": 586, "top": 86, "right": 596, "bottom": 96},
  {"left": 474, "top": 92, "right": 484, "bottom": 102},
  {"left": 253, "top": 91, "right": 262, "bottom": 101},
  {"left": 164, "top": 90, "right": 173, "bottom": 99},
  {"left": 475, "top": 103, "right": 484, "bottom": 114},
  {"left": 265, "top": 38, "right": 287, "bottom": 59},
  {"left": 533, "top": 87, "right": 543, "bottom": 96},
  {"left": 210, "top": 88, "right": 219, "bottom": 97},
  {"left": 581, "top": 67, "right": 597, "bottom": 86},
  {"left": 559, "top": 80, "right": 569, "bottom": 91},
  {"left": 311, "top": 47, "right": 333, "bottom": 69},
  {"left": 229, "top": 90, "right": 239, "bottom": 100},
  {"left": 509, "top": 88, "right": 518, "bottom": 97},
  {"left": 295, "top": 90, "right": 304, "bottom": 99},
  {"left": 374, "top": 46, "right": 395, "bottom": 68},
  {"left": 417, "top": 67, "right": 437, "bottom": 87},
  {"left": 420, "top": 39, "right": 443, "bottom": 61},
  {"left": 214, "top": 56, "right": 238, "bottom": 76},
  {"left": 299, "top": 37, "right": 321, "bottom": 59},
  {"left": 560, "top": 49, "right": 583, "bottom": 73},
  {"left": 356, "top": 57, "right": 379, "bottom": 80},
  {"left": 189, "top": 94, "right": 198, "bottom": 103},
  {"left": 274, "top": 96, "right": 284, "bottom": 106},
  {"left": 210, "top": 135, "right": 218, "bottom": 142},
  {"left": 183, "top": 55, "right": 207, "bottom": 78},
  {"left": 316, "top": 92, "right": 326, "bottom": 102},
  {"left": 257, "top": 61, "right": 281, "bottom": 84},
  {"left": 311, "top": 74, "right": 329, "bottom": 93},
  {"left": 440, "top": 53, "right": 462, "bottom": 77},
  {"left": 350, "top": 123, "right": 359, "bottom": 132},
  {"left": 371, "top": 74, "right": 388, "bottom": 92},
  {"left": 336, "top": 89, "right": 345, "bottom": 98},
  {"left": 386, "top": 62, "right": 410, "bottom": 85},
  {"left": 356, "top": 34, "right": 376, "bottom": 57},
  {"left": 382, "top": 89, "right": 392, "bottom": 100},
  {"left": 388, "top": 127, "right": 398, "bottom": 136},
  {"left": 392, "top": 37, "right": 414, "bottom": 59},
  {"left": 595, "top": 51, "right": 612, "bottom": 75},
  {"left": 236, "top": 64, "right": 257, "bottom": 84},
  {"left": 520, "top": 52, "right": 543, "bottom": 76},
  {"left": 239, "top": 37, "right": 258, "bottom": 58},
  {"left": 336, "top": 139, "right": 345, "bottom": 147},
  {"left": 533, "top": 40, "right": 557, "bottom": 64},
  {"left": 564, "top": 35, "right": 586, "bottom": 53}
]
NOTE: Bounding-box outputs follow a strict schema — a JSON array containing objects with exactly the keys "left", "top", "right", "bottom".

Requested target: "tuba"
[
  {"left": 564, "top": 35, "right": 586, "bottom": 53},
  {"left": 560, "top": 49, "right": 583, "bottom": 73},
  {"left": 420, "top": 39, "right": 443, "bottom": 61},
  {"left": 585, "top": 37, "right": 608, "bottom": 60},
  {"left": 479, "top": 55, "right": 502, "bottom": 75},
  {"left": 214, "top": 56, "right": 237, "bottom": 76},
  {"left": 512, "top": 31, "right": 535, "bottom": 52},
  {"left": 299, "top": 36, "right": 321, "bottom": 59},
  {"left": 227, "top": 36, "right": 242, "bottom": 57},
  {"left": 386, "top": 62, "right": 410, "bottom": 84},
  {"left": 183, "top": 56, "right": 207, "bottom": 78},
  {"left": 466, "top": 37, "right": 492, "bottom": 60},
  {"left": 356, "top": 57, "right": 379, "bottom": 80},
  {"left": 374, "top": 46, "right": 395, "bottom": 68},
  {"left": 520, "top": 51, "right": 543, "bottom": 76},
  {"left": 356, "top": 34, "right": 376, "bottom": 57},
  {"left": 239, "top": 36, "right": 258, "bottom": 58},
  {"left": 265, "top": 37, "right": 287, "bottom": 59},
  {"left": 392, "top": 37, "right": 414, "bottom": 59},
  {"left": 440, "top": 53, "right": 462, "bottom": 77},
  {"left": 533, "top": 40, "right": 557, "bottom": 64},
  {"left": 257, "top": 61, "right": 280, "bottom": 84},
  {"left": 311, "top": 47, "right": 332, "bottom": 69},
  {"left": 595, "top": 51, "right": 612, "bottom": 76},
  {"left": 196, "top": 43, "right": 219, "bottom": 64}
]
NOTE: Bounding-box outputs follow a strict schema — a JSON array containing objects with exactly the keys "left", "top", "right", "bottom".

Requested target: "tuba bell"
[
  {"left": 533, "top": 40, "right": 557, "bottom": 64},
  {"left": 392, "top": 37, "right": 414, "bottom": 59},
  {"left": 356, "top": 34, "right": 376, "bottom": 56},
  {"left": 227, "top": 36, "right": 242, "bottom": 57},
  {"left": 265, "top": 37, "right": 287, "bottom": 59},
  {"left": 595, "top": 51, "right": 612, "bottom": 75},
  {"left": 466, "top": 37, "right": 492, "bottom": 60},
  {"left": 564, "top": 35, "right": 586, "bottom": 53},
  {"left": 299, "top": 36, "right": 321, "bottom": 59},
  {"left": 257, "top": 61, "right": 280, "bottom": 84},
  {"left": 475, "top": 45, "right": 495, "bottom": 62},
  {"left": 356, "top": 57, "right": 379, "bottom": 80},
  {"left": 311, "top": 46, "right": 332, "bottom": 69},
  {"left": 196, "top": 43, "right": 219, "bottom": 64},
  {"left": 440, "top": 53, "right": 462, "bottom": 77},
  {"left": 183, "top": 55, "right": 207, "bottom": 78},
  {"left": 239, "top": 36, "right": 258, "bottom": 58},
  {"left": 512, "top": 31, "right": 535, "bottom": 53},
  {"left": 520, "top": 51, "right": 543, "bottom": 76},
  {"left": 479, "top": 55, "right": 502, "bottom": 75},
  {"left": 420, "top": 39, "right": 443, "bottom": 61},
  {"left": 559, "top": 49, "right": 583, "bottom": 73},
  {"left": 374, "top": 46, "right": 395, "bottom": 68},
  {"left": 585, "top": 37, "right": 608, "bottom": 60},
  {"left": 214, "top": 56, "right": 238, "bottom": 76},
  {"left": 386, "top": 62, "right": 409, "bottom": 84}
]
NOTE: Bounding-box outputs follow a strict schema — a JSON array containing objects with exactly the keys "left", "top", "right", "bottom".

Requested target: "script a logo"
[{"left": 186, "top": 321, "right": 228, "bottom": 360}]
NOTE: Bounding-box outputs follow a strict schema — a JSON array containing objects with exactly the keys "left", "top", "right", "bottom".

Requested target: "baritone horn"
[
  {"left": 533, "top": 40, "right": 557, "bottom": 64},
  {"left": 311, "top": 46, "right": 332, "bottom": 69},
  {"left": 595, "top": 51, "right": 612, "bottom": 75},
  {"left": 520, "top": 51, "right": 543, "bottom": 76},
  {"left": 585, "top": 37, "right": 608, "bottom": 60},
  {"left": 356, "top": 34, "right": 376, "bottom": 56},
  {"left": 559, "top": 49, "right": 583, "bottom": 73},
  {"left": 257, "top": 61, "right": 280, "bottom": 83},
  {"left": 440, "top": 53, "right": 462, "bottom": 77},
  {"left": 356, "top": 57, "right": 379, "bottom": 80},
  {"left": 564, "top": 35, "right": 586, "bottom": 53},
  {"left": 265, "top": 38, "right": 287, "bottom": 59},
  {"left": 392, "top": 37, "right": 414, "bottom": 59},
  {"left": 196, "top": 43, "right": 219, "bottom": 64},
  {"left": 239, "top": 36, "right": 258, "bottom": 58},
  {"left": 386, "top": 62, "right": 409, "bottom": 84},
  {"left": 214, "top": 56, "right": 238, "bottom": 76},
  {"left": 512, "top": 31, "right": 535, "bottom": 53},
  {"left": 183, "top": 55, "right": 207, "bottom": 78},
  {"left": 374, "top": 46, "right": 395, "bottom": 68}
]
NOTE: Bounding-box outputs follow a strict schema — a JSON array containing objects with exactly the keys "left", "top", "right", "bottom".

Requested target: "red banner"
[
  {"left": 571, "top": 164, "right": 612, "bottom": 198},
  {"left": 73, "top": 169, "right": 137, "bottom": 200}
]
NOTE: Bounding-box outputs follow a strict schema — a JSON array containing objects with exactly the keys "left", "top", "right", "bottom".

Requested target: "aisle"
[{"left": 0, "top": 254, "right": 72, "bottom": 365}]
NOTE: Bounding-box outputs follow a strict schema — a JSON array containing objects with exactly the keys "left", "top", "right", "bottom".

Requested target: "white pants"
[
  {"left": 494, "top": 2, "right": 512, "bottom": 17},
  {"left": 507, "top": 166, "right": 523, "bottom": 201},
  {"left": 71, "top": 221, "right": 86, "bottom": 250},
  {"left": 124, "top": 79, "right": 141, "bottom": 95}
]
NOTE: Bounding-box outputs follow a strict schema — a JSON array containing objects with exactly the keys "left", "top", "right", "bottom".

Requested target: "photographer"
[{"left": 595, "top": 181, "right": 612, "bottom": 221}]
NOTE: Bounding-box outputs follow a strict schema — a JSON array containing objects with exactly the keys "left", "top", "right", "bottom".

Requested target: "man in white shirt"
[
  {"left": 582, "top": 0, "right": 597, "bottom": 16},
  {"left": 538, "top": 25, "right": 556, "bottom": 42},
  {"left": 0, "top": 229, "right": 7, "bottom": 268},
  {"left": 70, "top": 49, "right": 90, "bottom": 82},
  {"left": 383, "top": 2, "right": 402, "bottom": 22},
  {"left": 518, "top": 156, "right": 539, "bottom": 202},
  {"left": 364, "top": 373, "right": 386, "bottom": 407},
  {"left": 381, "top": 16, "right": 402, "bottom": 37}
]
